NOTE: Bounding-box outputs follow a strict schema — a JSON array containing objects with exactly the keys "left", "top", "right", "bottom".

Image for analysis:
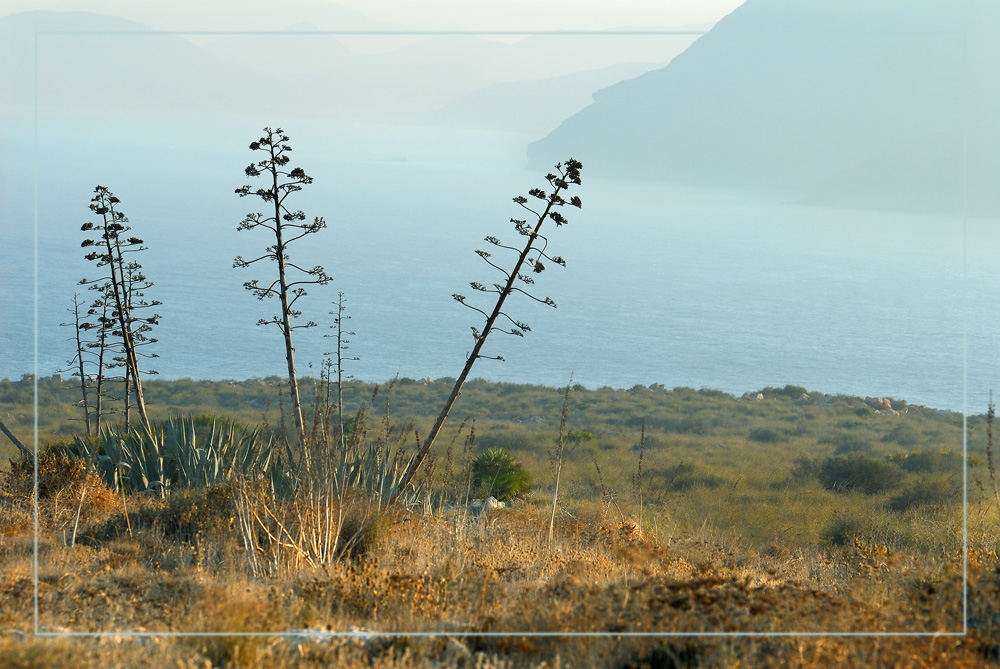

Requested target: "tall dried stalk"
[
  {"left": 60, "top": 294, "right": 93, "bottom": 435},
  {"left": 635, "top": 424, "right": 645, "bottom": 534},
  {"left": 0, "top": 417, "right": 33, "bottom": 463},
  {"left": 548, "top": 378, "right": 573, "bottom": 546},
  {"left": 235, "top": 127, "right": 331, "bottom": 473},
  {"left": 69, "top": 478, "right": 88, "bottom": 549},
  {"left": 987, "top": 392, "right": 1000, "bottom": 518}
]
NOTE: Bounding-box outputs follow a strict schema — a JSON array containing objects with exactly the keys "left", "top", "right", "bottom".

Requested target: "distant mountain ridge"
[
  {"left": 0, "top": 11, "right": 261, "bottom": 117},
  {"left": 528, "top": 0, "right": 1000, "bottom": 215},
  {"left": 1, "top": 9, "right": 703, "bottom": 133},
  {"left": 419, "top": 63, "right": 667, "bottom": 135},
  {"left": 34, "top": 0, "right": 400, "bottom": 33}
]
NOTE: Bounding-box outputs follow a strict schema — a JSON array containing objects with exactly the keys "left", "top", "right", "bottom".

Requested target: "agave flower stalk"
[
  {"left": 235, "top": 127, "right": 332, "bottom": 473},
  {"left": 79, "top": 186, "right": 161, "bottom": 432},
  {"left": 388, "top": 158, "right": 582, "bottom": 506}
]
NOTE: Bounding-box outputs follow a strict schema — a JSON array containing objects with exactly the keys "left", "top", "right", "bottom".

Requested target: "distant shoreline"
[{"left": 4, "top": 373, "right": 976, "bottom": 416}]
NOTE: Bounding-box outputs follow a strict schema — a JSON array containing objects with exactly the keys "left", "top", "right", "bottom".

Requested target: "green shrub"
[
  {"left": 42, "top": 438, "right": 80, "bottom": 458},
  {"left": 674, "top": 416, "right": 709, "bottom": 435},
  {"left": 647, "top": 463, "right": 724, "bottom": 491},
  {"left": 880, "top": 423, "right": 921, "bottom": 447},
  {"left": 888, "top": 449, "right": 977, "bottom": 474},
  {"left": 748, "top": 427, "right": 787, "bottom": 443},
  {"left": 758, "top": 385, "right": 809, "bottom": 400},
  {"left": 828, "top": 432, "right": 873, "bottom": 456},
  {"left": 822, "top": 512, "right": 869, "bottom": 546},
  {"left": 471, "top": 447, "right": 532, "bottom": 501},
  {"left": 670, "top": 471, "right": 725, "bottom": 491},
  {"left": 888, "top": 474, "right": 960, "bottom": 512},
  {"left": 477, "top": 426, "right": 545, "bottom": 454},
  {"left": 817, "top": 454, "right": 905, "bottom": 495},
  {"left": 790, "top": 456, "right": 820, "bottom": 480},
  {"left": 630, "top": 433, "right": 668, "bottom": 450},
  {"left": 696, "top": 388, "right": 732, "bottom": 400}
]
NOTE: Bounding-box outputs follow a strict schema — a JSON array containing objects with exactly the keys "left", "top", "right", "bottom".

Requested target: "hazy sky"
[
  {"left": 329, "top": 0, "right": 746, "bottom": 30},
  {"left": 0, "top": 0, "right": 746, "bottom": 30}
]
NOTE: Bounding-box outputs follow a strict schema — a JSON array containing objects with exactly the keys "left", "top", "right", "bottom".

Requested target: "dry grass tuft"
[{"left": 2, "top": 454, "right": 121, "bottom": 532}]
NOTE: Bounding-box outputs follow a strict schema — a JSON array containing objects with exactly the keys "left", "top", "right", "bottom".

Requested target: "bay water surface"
[{"left": 2, "top": 116, "right": 997, "bottom": 413}]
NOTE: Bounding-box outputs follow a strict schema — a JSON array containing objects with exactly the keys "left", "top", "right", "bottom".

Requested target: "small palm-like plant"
[{"left": 472, "top": 447, "right": 532, "bottom": 502}]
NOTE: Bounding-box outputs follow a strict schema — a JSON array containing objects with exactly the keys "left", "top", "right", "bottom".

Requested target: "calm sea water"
[{"left": 2, "top": 116, "right": 998, "bottom": 413}]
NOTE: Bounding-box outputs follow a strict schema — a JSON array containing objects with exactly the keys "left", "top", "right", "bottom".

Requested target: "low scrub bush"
[
  {"left": 338, "top": 509, "right": 394, "bottom": 558},
  {"left": 823, "top": 513, "right": 868, "bottom": 546},
  {"left": 881, "top": 423, "right": 921, "bottom": 447},
  {"left": 631, "top": 433, "right": 668, "bottom": 450},
  {"left": 476, "top": 426, "right": 547, "bottom": 454},
  {"left": 817, "top": 454, "right": 905, "bottom": 494},
  {"left": 748, "top": 427, "right": 787, "bottom": 444},
  {"left": 790, "top": 456, "right": 820, "bottom": 481},
  {"left": 828, "top": 432, "right": 874, "bottom": 456},
  {"left": 646, "top": 463, "right": 725, "bottom": 491},
  {"left": 888, "top": 474, "right": 961, "bottom": 512},
  {"left": 2, "top": 451, "right": 120, "bottom": 526},
  {"left": 673, "top": 415, "right": 709, "bottom": 435},
  {"left": 78, "top": 479, "right": 247, "bottom": 546},
  {"left": 672, "top": 471, "right": 726, "bottom": 491},
  {"left": 623, "top": 640, "right": 705, "bottom": 667},
  {"left": 758, "top": 384, "right": 810, "bottom": 400},
  {"left": 888, "top": 449, "right": 977, "bottom": 474}
]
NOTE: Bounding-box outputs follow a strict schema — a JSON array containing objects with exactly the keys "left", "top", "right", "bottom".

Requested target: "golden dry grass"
[
  {"left": 1, "top": 463, "right": 998, "bottom": 668},
  {"left": 2, "top": 379, "right": 1000, "bottom": 667}
]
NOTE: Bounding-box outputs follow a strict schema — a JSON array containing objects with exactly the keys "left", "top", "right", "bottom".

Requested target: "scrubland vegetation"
[
  {"left": 5, "top": 107, "right": 991, "bottom": 666},
  {"left": 1, "top": 375, "right": 999, "bottom": 667}
]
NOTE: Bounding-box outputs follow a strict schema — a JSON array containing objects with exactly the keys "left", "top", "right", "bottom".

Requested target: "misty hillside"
[
  {"left": 3, "top": 10, "right": 702, "bottom": 126},
  {"left": 0, "top": 11, "right": 266, "bottom": 118},
  {"left": 419, "top": 62, "right": 667, "bottom": 135},
  {"left": 528, "top": 0, "right": 1000, "bottom": 215},
  {"left": 201, "top": 30, "right": 699, "bottom": 120},
  {"left": 35, "top": 0, "right": 402, "bottom": 33}
]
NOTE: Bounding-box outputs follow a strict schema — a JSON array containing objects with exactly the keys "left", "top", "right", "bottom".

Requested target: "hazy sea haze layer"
[{"left": 2, "top": 117, "right": 997, "bottom": 413}]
